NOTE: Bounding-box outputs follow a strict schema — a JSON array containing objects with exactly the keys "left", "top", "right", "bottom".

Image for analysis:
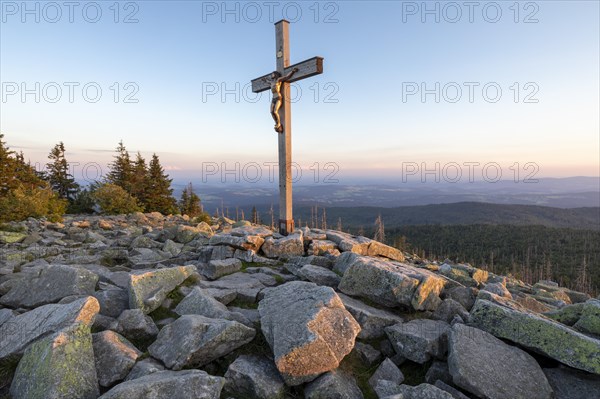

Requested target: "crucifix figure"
[{"left": 251, "top": 19, "right": 324, "bottom": 235}]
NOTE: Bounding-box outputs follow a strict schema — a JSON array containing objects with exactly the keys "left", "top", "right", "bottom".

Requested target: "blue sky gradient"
[{"left": 1, "top": 1, "right": 598, "bottom": 183}]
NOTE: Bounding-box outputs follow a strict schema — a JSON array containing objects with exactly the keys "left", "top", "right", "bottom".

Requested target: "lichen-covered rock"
[
  {"left": 448, "top": 323, "right": 553, "bottom": 399},
  {"left": 93, "top": 331, "right": 141, "bottom": 388},
  {"left": 385, "top": 319, "right": 450, "bottom": 364},
  {"left": 223, "top": 355, "right": 286, "bottom": 399},
  {"left": 338, "top": 293, "right": 403, "bottom": 339},
  {"left": 0, "top": 264, "right": 98, "bottom": 308},
  {"left": 469, "top": 299, "right": 600, "bottom": 375},
  {"left": 148, "top": 315, "right": 255, "bottom": 370},
  {"left": 432, "top": 298, "right": 469, "bottom": 324},
  {"left": 258, "top": 281, "right": 361, "bottom": 385},
  {"left": 573, "top": 299, "right": 600, "bottom": 336},
  {"left": 304, "top": 370, "right": 364, "bottom": 399},
  {"left": 10, "top": 323, "right": 99, "bottom": 399},
  {"left": 99, "top": 370, "right": 224, "bottom": 399},
  {"left": 261, "top": 231, "right": 304, "bottom": 258},
  {"left": 125, "top": 358, "right": 165, "bottom": 381},
  {"left": 308, "top": 239, "right": 339, "bottom": 256},
  {"left": 333, "top": 252, "right": 361, "bottom": 275},
  {"left": 338, "top": 257, "right": 445, "bottom": 311},
  {"left": 325, "top": 231, "right": 371, "bottom": 255},
  {"left": 128, "top": 265, "right": 196, "bottom": 314},
  {"left": 0, "top": 230, "right": 27, "bottom": 243},
  {"left": 0, "top": 296, "right": 99, "bottom": 361}
]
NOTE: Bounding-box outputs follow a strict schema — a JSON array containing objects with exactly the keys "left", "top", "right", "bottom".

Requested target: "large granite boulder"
[
  {"left": 99, "top": 370, "right": 224, "bottom": 399},
  {"left": 10, "top": 323, "right": 99, "bottom": 399},
  {"left": 338, "top": 257, "right": 445, "bottom": 311},
  {"left": 0, "top": 264, "right": 98, "bottom": 308},
  {"left": 258, "top": 281, "right": 361, "bottom": 385},
  {"left": 202, "top": 258, "right": 243, "bottom": 280},
  {"left": 128, "top": 265, "right": 196, "bottom": 314},
  {"left": 223, "top": 355, "right": 286, "bottom": 399},
  {"left": 261, "top": 231, "right": 304, "bottom": 258},
  {"left": 304, "top": 370, "right": 364, "bottom": 399},
  {"left": 385, "top": 319, "right": 451, "bottom": 364},
  {"left": 543, "top": 366, "right": 600, "bottom": 399},
  {"left": 93, "top": 330, "right": 142, "bottom": 387},
  {"left": 448, "top": 323, "right": 553, "bottom": 399},
  {"left": 338, "top": 293, "right": 403, "bottom": 339},
  {"left": 148, "top": 315, "right": 255, "bottom": 370},
  {"left": 0, "top": 296, "right": 99, "bottom": 361},
  {"left": 174, "top": 287, "right": 250, "bottom": 326},
  {"left": 469, "top": 299, "right": 600, "bottom": 375}
]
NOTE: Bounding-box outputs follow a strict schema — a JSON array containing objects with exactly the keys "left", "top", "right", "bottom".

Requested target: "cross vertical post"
[
  {"left": 251, "top": 20, "right": 324, "bottom": 236},
  {"left": 275, "top": 20, "right": 293, "bottom": 236}
]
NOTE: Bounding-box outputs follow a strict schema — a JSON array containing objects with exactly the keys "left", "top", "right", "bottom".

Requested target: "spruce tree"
[
  {"left": 106, "top": 140, "right": 133, "bottom": 193},
  {"left": 130, "top": 152, "right": 149, "bottom": 208},
  {"left": 179, "top": 183, "right": 202, "bottom": 217},
  {"left": 0, "top": 134, "right": 16, "bottom": 196},
  {"left": 251, "top": 206, "right": 259, "bottom": 224},
  {"left": 46, "top": 142, "right": 79, "bottom": 201},
  {"left": 145, "top": 154, "right": 177, "bottom": 215}
]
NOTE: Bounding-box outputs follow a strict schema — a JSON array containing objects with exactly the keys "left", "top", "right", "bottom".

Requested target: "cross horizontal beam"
[{"left": 251, "top": 56, "right": 324, "bottom": 93}]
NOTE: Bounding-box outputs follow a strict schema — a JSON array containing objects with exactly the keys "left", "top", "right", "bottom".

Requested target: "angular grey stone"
[
  {"left": 258, "top": 281, "right": 361, "bottom": 386},
  {"left": 93, "top": 330, "right": 141, "bottom": 387},
  {"left": 353, "top": 342, "right": 382, "bottom": 367},
  {"left": 203, "top": 258, "right": 242, "bottom": 280},
  {"left": 174, "top": 287, "right": 251, "bottom": 326},
  {"left": 333, "top": 252, "right": 361, "bottom": 276},
  {"left": 367, "top": 240, "right": 405, "bottom": 262},
  {"left": 0, "top": 296, "right": 99, "bottom": 361},
  {"left": 394, "top": 383, "right": 455, "bottom": 399},
  {"left": 210, "top": 245, "right": 235, "bottom": 260},
  {"left": 442, "top": 287, "right": 477, "bottom": 311},
  {"left": 148, "top": 314, "right": 255, "bottom": 370},
  {"left": 543, "top": 366, "right": 600, "bottom": 399},
  {"left": 425, "top": 361, "right": 452, "bottom": 385},
  {"left": 373, "top": 379, "right": 404, "bottom": 398},
  {"left": 230, "top": 225, "right": 273, "bottom": 237},
  {"left": 116, "top": 309, "right": 159, "bottom": 342},
  {"left": 304, "top": 370, "right": 364, "bottom": 399},
  {"left": 385, "top": 319, "right": 450, "bottom": 364},
  {"left": 10, "top": 323, "right": 99, "bottom": 399},
  {"left": 93, "top": 314, "right": 119, "bottom": 332},
  {"left": 448, "top": 323, "right": 553, "bottom": 399},
  {"left": 368, "top": 358, "right": 404, "bottom": 390},
  {"left": 224, "top": 355, "right": 286, "bottom": 399},
  {"left": 433, "top": 381, "right": 470, "bottom": 399},
  {"left": 261, "top": 231, "right": 304, "bottom": 258},
  {"left": 298, "top": 264, "right": 341, "bottom": 287},
  {"left": 209, "top": 233, "right": 264, "bottom": 251},
  {"left": 198, "top": 272, "right": 266, "bottom": 303},
  {"left": 0, "top": 264, "right": 98, "bottom": 308},
  {"left": 338, "top": 257, "right": 446, "bottom": 311},
  {"left": 125, "top": 358, "right": 165, "bottom": 381},
  {"left": 469, "top": 299, "right": 600, "bottom": 375},
  {"left": 481, "top": 282, "right": 512, "bottom": 299},
  {"left": 128, "top": 265, "right": 196, "bottom": 314},
  {"left": 98, "top": 370, "right": 224, "bottom": 399},
  {"left": 432, "top": 299, "right": 469, "bottom": 324},
  {"left": 94, "top": 287, "right": 129, "bottom": 318},
  {"left": 338, "top": 293, "right": 404, "bottom": 339},
  {"left": 0, "top": 308, "right": 15, "bottom": 327},
  {"left": 308, "top": 240, "right": 339, "bottom": 256}
]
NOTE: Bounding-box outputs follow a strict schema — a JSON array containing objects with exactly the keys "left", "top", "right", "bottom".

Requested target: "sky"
[{"left": 1, "top": 0, "right": 599, "bottom": 185}]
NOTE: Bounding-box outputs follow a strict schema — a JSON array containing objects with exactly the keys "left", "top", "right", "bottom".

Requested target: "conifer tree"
[
  {"left": 106, "top": 140, "right": 133, "bottom": 193},
  {"left": 179, "top": 182, "right": 202, "bottom": 217},
  {"left": 46, "top": 142, "right": 79, "bottom": 201},
  {"left": 144, "top": 154, "right": 177, "bottom": 215},
  {"left": 251, "top": 206, "right": 259, "bottom": 224},
  {"left": 374, "top": 214, "right": 385, "bottom": 242},
  {"left": 130, "top": 152, "right": 149, "bottom": 208},
  {"left": 0, "top": 134, "right": 16, "bottom": 196}
]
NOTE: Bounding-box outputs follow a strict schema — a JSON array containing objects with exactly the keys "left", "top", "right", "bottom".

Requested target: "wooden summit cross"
[{"left": 251, "top": 20, "right": 324, "bottom": 236}]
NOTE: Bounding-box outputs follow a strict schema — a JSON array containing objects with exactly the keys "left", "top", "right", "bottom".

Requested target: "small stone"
[
  {"left": 304, "top": 370, "right": 364, "bottom": 399},
  {"left": 116, "top": 309, "right": 159, "bottom": 342},
  {"left": 385, "top": 319, "right": 450, "bottom": 364},
  {"left": 223, "top": 355, "right": 286, "bottom": 399},
  {"left": 203, "top": 258, "right": 243, "bottom": 280},
  {"left": 368, "top": 358, "right": 404, "bottom": 390},
  {"left": 93, "top": 330, "right": 141, "bottom": 387}
]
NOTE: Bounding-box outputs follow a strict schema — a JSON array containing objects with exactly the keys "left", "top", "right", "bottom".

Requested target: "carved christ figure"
[{"left": 269, "top": 67, "right": 298, "bottom": 133}]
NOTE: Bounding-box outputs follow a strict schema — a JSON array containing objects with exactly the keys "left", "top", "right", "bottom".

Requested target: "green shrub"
[
  {"left": 0, "top": 184, "right": 67, "bottom": 223},
  {"left": 93, "top": 183, "right": 142, "bottom": 215}
]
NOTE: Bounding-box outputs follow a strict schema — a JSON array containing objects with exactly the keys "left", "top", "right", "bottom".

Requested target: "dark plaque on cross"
[{"left": 251, "top": 20, "right": 324, "bottom": 236}]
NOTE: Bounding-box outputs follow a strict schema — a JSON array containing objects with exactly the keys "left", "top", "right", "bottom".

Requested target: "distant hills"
[{"left": 294, "top": 202, "right": 600, "bottom": 231}]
